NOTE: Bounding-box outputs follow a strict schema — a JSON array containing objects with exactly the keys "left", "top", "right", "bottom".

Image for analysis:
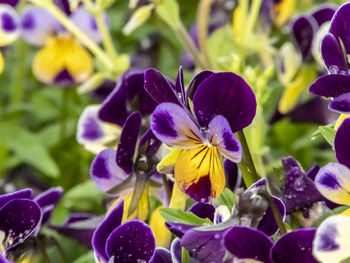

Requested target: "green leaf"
[
  {"left": 213, "top": 188, "right": 235, "bottom": 211},
  {"left": 0, "top": 122, "right": 59, "bottom": 177},
  {"left": 155, "top": 0, "right": 180, "bottom": 30},
  {"left": 312, "top": 206, "right": 350, "bottom": 228},
  {"left": 159, "top": 208, "right": 212, "bottom": 225},
  {"left": 318, "top": 125, "right": 336, "bottom": 147}
]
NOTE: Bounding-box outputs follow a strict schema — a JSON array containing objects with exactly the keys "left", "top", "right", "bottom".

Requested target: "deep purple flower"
[{"left": 92, "top": 200, "right": 156, "bottom": 263}]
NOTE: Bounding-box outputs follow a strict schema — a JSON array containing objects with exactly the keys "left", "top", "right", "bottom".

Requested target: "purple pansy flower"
[
  {"left": 147, "top": 68, "right": 256, "bottom": 202},
  {"left": 92, "top": 200, "right": 156, "bottom": 263},
  {"left": 309, "top": 3, "right": 350, "bottom": 115},
  {"left": 0, "top": 4, "right": 20, "bottom": 47}
]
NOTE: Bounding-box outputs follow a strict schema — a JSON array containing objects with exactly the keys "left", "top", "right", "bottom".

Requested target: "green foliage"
[
  {"left": 159, "top": 207, "right": 212, "bottom": 225},
  {"left": 155, "top": 0, "right": 180, "bottom": 30}
]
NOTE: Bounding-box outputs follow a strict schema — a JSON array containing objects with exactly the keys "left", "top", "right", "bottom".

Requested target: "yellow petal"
[
  {"left": 174, "top": 146, "right": 225, "bottom": 200},
  {"left": 33, "top": 35, "right": 93, "bottom": 85},
  {"left": 341, "top": 208, "right": 350, "bottom": 217},
  {"left": 278, "top": 65, "right": 317, "bottom": 114},
  {"left": 138, "top": 186, "right": 149, "bottom": 221},
  {"left": 157, "top": 148, "right": 183, "bottom": 174},
  {"left": 0, "top": 51, "right": 4, "bottom": 74},
  {"left": 334, "top": 114, "right": 350, "bottom": 131},
  {"left": 149, "top": 206, "right": 172, "bottom": 248},
  {"left": 169, "top": 183, "right": 187, "bottom": 209},
  {"left": 274, "top": 0, "right": 295, "bottom": 27},
  {"left": 107, "top": 193, "right": 137, "bottom": 223}
]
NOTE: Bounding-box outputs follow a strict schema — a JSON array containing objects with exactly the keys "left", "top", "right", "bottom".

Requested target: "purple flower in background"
[
  {"left": 309, "top": 3, "right": 350, "bottom": 115},
  {"left": 92, "top": 200, "right": 156, "bottom": 263},
  {"left": 147, "top": 68, "right": 256, "bottom": 202},
  {"left": 0, "top": 4, "right": 20, "bottom": 47}
]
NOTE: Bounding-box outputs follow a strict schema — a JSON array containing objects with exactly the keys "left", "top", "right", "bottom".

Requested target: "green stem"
[
  {"left": 95, "top": 11, "right": 118, "bottom": 60},
  {"left": 36, "top": 238, "right": 51, "bottom": 263},
  {"left": 196, "top": 0, "right": 213, "bottom": 69},
  {"left": 175, "top": 23, "right": 207, "bottom": 69},
  {"left": 29, "top": 0, "right": 114, "bottom": 71},
  {"left": 181, "top": 247, "right": 190, "bottom": 263},
  {"left": 237, "top": 130, "right": 259, "bottom": 187},
  {"left": 54, "top": 239, "right": 69, "bottom": 263},
  {"left": 60, "top": 88, "right": 70, "bottom": 140},
  {"left": 161, "top": 174, "right": 172, "bottom": 203}
]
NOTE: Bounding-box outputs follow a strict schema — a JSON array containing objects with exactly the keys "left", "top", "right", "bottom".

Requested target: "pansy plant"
[{"left": 147, "top": 68, "right": 256, "bottom": 202}]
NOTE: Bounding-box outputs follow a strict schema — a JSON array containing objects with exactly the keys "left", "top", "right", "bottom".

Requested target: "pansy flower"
[
  {"left": 0, "top": 4, "right": 20, "bottom": 74},
  {"left": 309, "top": 3, "right": 350, "bottom": 117},
  {"left": 278, "top": 4, "right": 336, "bottom": 114},
  {"left": 77, "top": 70, "right": 157, "bottom": 153},
  {"left": 147, "top": 68, "right": 256, "bottom": 202},
  {"left": 20, "top": 1, "right": 108, "bottom": 86},
  {"left": 92, "top": 200, "right": 156, "bottom": 263}
]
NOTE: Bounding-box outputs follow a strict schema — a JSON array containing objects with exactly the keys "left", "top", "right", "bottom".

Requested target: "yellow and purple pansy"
[
  {"left": 146, "top": 68, "right": 256, "bottom": 202},
  {"left": 20, "top": 0, "right": 108, "bottom": 86}
]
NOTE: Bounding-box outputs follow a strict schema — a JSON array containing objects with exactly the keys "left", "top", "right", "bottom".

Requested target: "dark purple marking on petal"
[
  {"left": 335, "top": 118, "right": 350, "bottom": 168},
  {"left": 270, "top": 229, "right": 318, "bottom": 263},
  {"left": 166, "top": 222, "right": 195, "bottom": 238},
  {"left": 0, "top": 189, "right": 32, "bottom": 210},
  {"left": 81, "top": 116, "right": 104, "bottom": 141},
  {"left": 291, "top": 16, "right": 317, "bottom": 61},
  {"left": 316, "top": 224, "right": 339, "bottom": 252},
  {"left": 309, "top": 74, "right": 350, "bottom": 98},
  {"left": 318, "top": 173, "right": 341, "bottom": 189},
  {"left": 53, "top": 69, "right": 74, "bottom": 86},
  {"left": 0, "top": 199, "right": 42, "bottom": 251},
  {"left": 151, "top": 109, "right": 177, "bottom": 138},
  {"left": 91, "top": 151, "right": 111, "bottom": 179},
  {"left": 329, "top": 92, "right": 350, "bottom": 114},
  {"left": 185, "top": 175, "right": 211, "bottom": 203},
  {"left": 311, "top": 4, "right": 337, "bottom": 27},
  {"left": 188, "top": 203, "right": 215, "bottom": 222},
  {"left": 116, "top": 112, "right": 141, "bottom": 174},
  {"left": 193, "top": 72, "right": 256, "bottom": 132},
  {"left": 329, "top": 2, "right": 350, "bottom": 55},
  {"left": 144, "top": 68, "right": 180, "bottom": 105},
  {"left": 21, "top": 12, "right": 34, "bottom": 30},
  {"left": 92, "top": 200, "right": 124, "bottom": 262},
  {"left": 222, "top": 131, "right": 240, "bottom": 152},
  {"left": 1, "top": 12, "right": 17, "bottom": 32},
  {"left": 281, "top": 156, "right": 324, "bottom": 213},
  {"left": 258, "top": 197, "right": 286, "bottom": 236},
  {"left": 181, "top": 228, "right": 227, "bottom": 263},
  {"left": 105, "top": 220, "right": 155, "bottom": 263},
  {"left": 224, "top": 226, "right": 273, "bottom": 263},
  {"left": 151, "top": 248, "right": 172, "bottom": 263},
  {"left": 321, "top": 33, "right": 348, "bottom": 73}
]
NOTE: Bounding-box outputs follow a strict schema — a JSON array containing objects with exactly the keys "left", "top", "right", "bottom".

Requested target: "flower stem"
[
  {"left": 95, "top": 11, "right": 118, "bottom": 60},
  {"left": 237, "top": 130, "right": 259, "bottom": 187},
  {"left": 36, "top": 238, "right": 51, "bottom": 263},
  {"left": 28, "top": 0, "right": 114, "bottom": 71},
  {"left": 175, "top": 23, "right": 207, "bottom": 70},
  {"left": 196, "top": 0, "right": 213, "bottom": 69}
]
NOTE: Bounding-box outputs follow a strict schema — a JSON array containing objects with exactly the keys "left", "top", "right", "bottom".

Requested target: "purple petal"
[
  {"left": 116, "top": 112, "right": 141, "bottom": 174},
  {"left": 224, "top": 160, "right": 241, "bottom": 191},
  {"left": 291, "top": 16, "right": 317, "bottom": 61},
  {"left": 188, "top": 203, "right": 215, "bottom": 222},
  {"left": 329, "top": 92, "right": 350, "bottom": 114},
  {"left": 20, "top": 6, "right": 62, "bottom": 46},
  {"left": 105, "top": 220, "right": 155, "bottom": 263},
  {"left": 0, "top": 5, "right": 19, "bottom": 34},
  {"left": 335, "top": 118, "right": 350, "bottom": 168},
  {"left": 306, "top": 163, "right": 321, "bottom": 181},
  {"left": 70, "top": 8, "right": 108, "bottom": 44},
  {"left": 193, "top": 72, "right": 256, "bottom": 132},
  {"left": 144, "top": 68, "right": 181, "bottom": 105},
  {"left": 138, "top": 129, "right": 162, "bottom": 157},
  {"left": 90, "top": 148, "right": 129, "bottom": 192},
  {"left": 181, "top": 228, "right": 227, "bottom": 263},
  {"left": 165, "top": 222, "right": 196, "bottom": 238},
  {"left": 321, "top": 33, "right": 348, "bottom": 73},
  {"left": 0, "top": 189, "right": 32, "bottom": 209},
  {"left": 175, "top": 66, "right": 186, "bottom": 105},
  {"left": 309, "top": 74, "right": 350, "bottom": 98},
  {"left": 151, "top": 102, "right": 203, "bottom": 148},
  {"left": 329, "top": 2, "right": 350, "bottom": 55},
  {"left": 207, "top": 115, "right": 242, "bottom": 163},
  {"left": 311, "top": 4, "right": 337, "bottom": 27},
  {"left": 0, "top": 0, "right": 19, "bottom": 7},
  {"left": 0, "top": 253, "right": 11, "bottom": 263},
  {"left": 186, "top": 70, "right": 213, "bottom": 100},
  {"left": 281, "top": 156, "right": 324, "bottom": 213},
  {"left": 34, "top": 187, "right": 63, "bottom": 225},
  {"left": 53, "top": 0, "right": 71, "bottom": 15},
  {"left": 0, "top": 199, "right": 42, "bottom": 251},
  {"left": 92, "top": 200, "right": 123, "bottom": 262},
  {"left": 50, "top": 213, "right": 98, "bottom": 248},
  {"left": 270, "top": 229, "right": 318, "bottom": 263},
  {"left": 224, "top": 226, "right": 273, "bottom": 263},
  {"left": 151, "top": 248, "right": 172, "bottom": 263},
  {"left": 257, "top": 197, "right": 286, "bottom": 236}
]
